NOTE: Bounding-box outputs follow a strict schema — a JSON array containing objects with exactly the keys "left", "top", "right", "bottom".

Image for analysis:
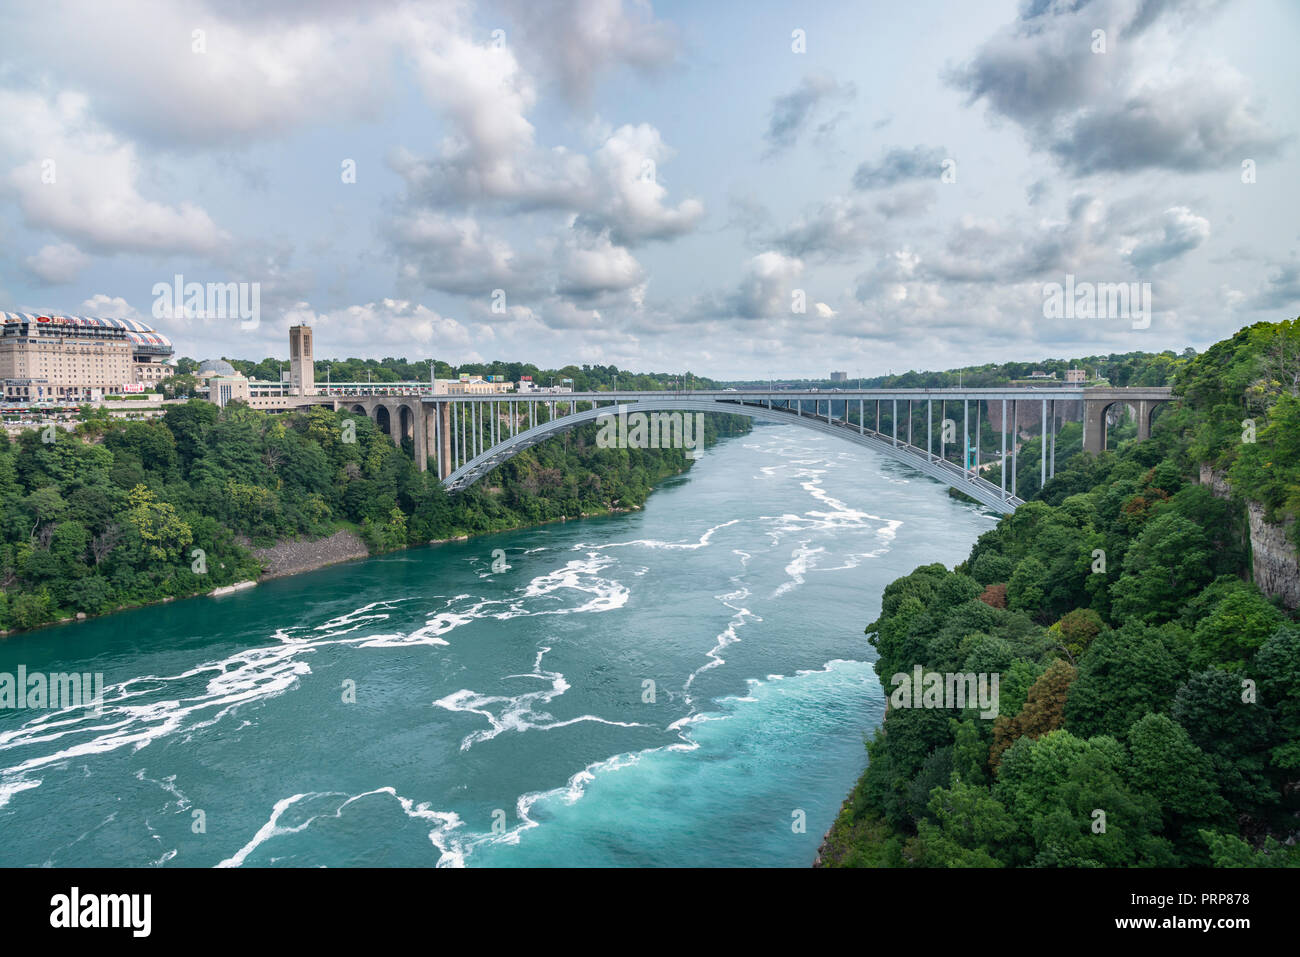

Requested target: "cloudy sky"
[{"left": 0, "top": 0, "right": 1296, "bottom": 377}]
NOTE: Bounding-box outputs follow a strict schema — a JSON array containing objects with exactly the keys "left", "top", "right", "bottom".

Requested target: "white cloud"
[
  {"left": 1123, "top": 206, "right": 1211, "bottom": 269},
  {"left": 390, "top": 211, "right": 535, "bottom": 297},
  {"left": 558, "top": 232, "right": 646, "bottom": 298},
  {"left": 80, "top": 293, "right": 138, "bottom": 318},
  {"left": 4, "top": 0, "right": 413, "bottom": 146},
  {"left": 499, "top": 0, "right": 679, "bottom": 104},
  {"left": 582, "top": 123, "right": 704, "bottom": 244},
  {"left": 25, "top": 243, "right": 91, "bottom": 284},
  {"left": 0, "top": 91, "right": 227, "bottom": 256},
  {"left": 950, "top": 0, "right": 1283, "bottom": 175},
  {"left": 727, "top": 252, "right": 805, "bottom": 320}
]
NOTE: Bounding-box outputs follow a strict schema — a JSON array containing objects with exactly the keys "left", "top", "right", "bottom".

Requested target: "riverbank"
[
  {"left": 0, "top": 495, "right": 654, "bottom": 641},
  {"left": 252, "top": 529, "right": 371, "bottom": 580}
]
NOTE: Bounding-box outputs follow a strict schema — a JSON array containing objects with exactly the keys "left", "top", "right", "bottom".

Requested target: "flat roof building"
[{"left": 0, "top": 312, "right": 174, "bottom": 402}]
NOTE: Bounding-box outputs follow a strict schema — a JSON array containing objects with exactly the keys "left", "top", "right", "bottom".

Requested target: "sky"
[{"left": 0, "top": 0, "right": 1297, "bottom": 378}]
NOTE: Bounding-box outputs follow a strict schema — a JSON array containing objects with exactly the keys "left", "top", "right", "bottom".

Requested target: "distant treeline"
[
  {"left": 172, "top": 356, "right": 719, "bottom": 393},
  {"left": 728, "top": 348, "right": 1194, "bottom": 391}
]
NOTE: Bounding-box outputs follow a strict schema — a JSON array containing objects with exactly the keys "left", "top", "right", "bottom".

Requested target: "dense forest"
[
  {"left": 819, "top": 319, "right": 1300, "bottom": 867},
  {"left": 0, "top": 395, "right": 746, "bottom": 634}
]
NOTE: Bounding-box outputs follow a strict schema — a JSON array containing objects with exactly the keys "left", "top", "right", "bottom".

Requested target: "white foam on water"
[
  {"left": 0, "top": 777, "right": 41, "bottom": 809},
  {"left": 683, "top": 582, "right": 759, "bottom": 704},
  {"left": 457, "top": 658, "right": 878, "bottom": 865},
  {"left": 0, "top": 547, "right": 637, "bottom": 809},
  {"left": 773, "top": 541, "right": 822, "bottom": 597},
  {"left": 220, "top": 787, "right": 468, "bottom": 868},
  {"left": 434, "top": 645, "right": 649, "bottom": 751},
  {"left": 574, "top": 518, "right": 740, "bottom": 553}
]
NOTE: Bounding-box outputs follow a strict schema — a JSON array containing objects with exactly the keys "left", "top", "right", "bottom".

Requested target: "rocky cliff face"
[
  {"left": 1199, "top": 464, "right": 1299, "bottom": 609},
  {"left": 1198, "top": 464, "right": 1232, "bottom": 500},
  {"left": 1247, "top": 503, "right": 1300, "bottom": 610}
]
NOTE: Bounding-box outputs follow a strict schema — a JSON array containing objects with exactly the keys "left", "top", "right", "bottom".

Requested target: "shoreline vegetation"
[
  {"left": 0, "top": 501, "right": 657, "bottom": 637},
  {"left": 818, "top": 318, "right": 1300, "bottom": 868}
]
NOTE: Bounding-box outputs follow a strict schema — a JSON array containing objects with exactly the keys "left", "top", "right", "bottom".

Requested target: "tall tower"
[{"left": 289, "top": 325, "right": 315, "bottom": 396}]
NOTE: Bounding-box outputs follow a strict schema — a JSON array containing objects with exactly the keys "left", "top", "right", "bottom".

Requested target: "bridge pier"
[
  {"left": 1040, "top": 398, "right": 1047, "bottom": 489},
  {"left": 412, "top": 404, "right": 427, "bottom": 467},
  {"left": 1083, "top": 399, "right": 1107, "bottom": 454},
  {"left": 1011, "top": 400, "right": 1017, "bottom": 498},
  {"left": 1000, "top": 398, "right": 1007, "bottom": 498},
  {"left": 420, "top": 401, "right": 450, "bottom": 477}
]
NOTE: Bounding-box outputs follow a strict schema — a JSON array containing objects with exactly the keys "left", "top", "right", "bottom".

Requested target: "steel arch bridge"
[{"left": 413, "top": 387, "right": 1172, "bottom": 514}]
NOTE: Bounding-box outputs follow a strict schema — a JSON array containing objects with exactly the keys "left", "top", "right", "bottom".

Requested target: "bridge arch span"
[{"left": 441, "top": 397, "right": 1025, "bottom": 513}]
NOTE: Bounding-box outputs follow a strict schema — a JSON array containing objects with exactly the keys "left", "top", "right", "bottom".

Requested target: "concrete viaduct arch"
[
  {"left": 338, "top": 396, "right": 429, "bottom": 461},
  {"left": 1080, "top": 388, "right": 1171, "bottom": 454}
]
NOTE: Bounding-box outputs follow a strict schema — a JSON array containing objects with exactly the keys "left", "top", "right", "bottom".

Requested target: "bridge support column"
[
  {"left": 963, "top": 398, "right": 969, "bottom": 477},
  {"left": 1040, "top": 398, "right": 1047, "bottom": 489},
  {"left": 927, "top": 399, "right": 932, "bottom": 461},
  {"left": 974, "top": 400, "right": 980, "bottom": 473},
  {"left": 412, "top": 403, "right": 427, "bottom": 470},
  {"left": 892, "top": 398, "right": 897, "bottom": 446},
  {"left": 939, "top": 399, "right": 945, "bottom": 462},
  {"left": 1000, "top": 399, "right": 1007, "bottom": 499},
  {"left": 1011, "top": 401, "right": 1018, "bottom": 498},
  {"left": 1083, "top": 398, "right": 1107, "bottom": 454},
  {"left": 1136, "top": 399, "right": 1152, "bottom": 441},
  {"left": 1049, "top": 400, "right": 1056, "bottom": 479},
  {"left": 430, "top": 402, "right": 451, "bottom": 479}
]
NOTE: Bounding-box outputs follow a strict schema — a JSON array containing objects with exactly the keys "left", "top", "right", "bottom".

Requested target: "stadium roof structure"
[{"left": 1, "top": 312, "right": 173, "bottom": 350}]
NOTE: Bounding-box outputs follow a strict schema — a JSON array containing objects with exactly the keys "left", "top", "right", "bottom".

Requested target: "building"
[
  {"left": 514, "top": 376, "right": 571, "bottom": 394},
  {"left": 208, "top": 373, "right": 251, "bottom": 408},
  {"left": 0, "top": 313, "right": 173, "bottom": 402},
  {"left": 289, "top": 324, "right": 315, "bottom": 396},
  {"left": 830, "top": 371, "right": 848, "bottom": 382},
  {"left": 435, "top": 374, "right": 516, "bottom": 395},
  {"left": 1065, "top": 368, "right": 1087, "bottom": 384},
  {"left": 195, "top": 359, "right": 251, "bottom": 408}
]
